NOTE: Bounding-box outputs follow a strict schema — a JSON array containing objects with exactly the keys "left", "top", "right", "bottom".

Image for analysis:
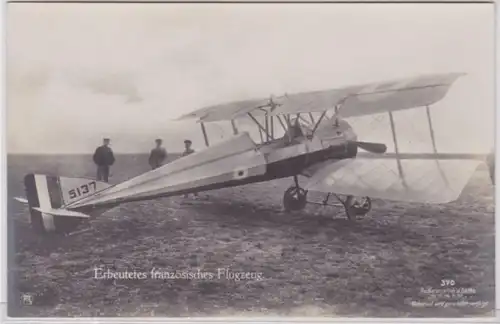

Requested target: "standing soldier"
[
  {"left": 182, "top": 139, "right": 198, "bottom": 198},
  {"left": 149, "top": 139, "right": 167, "bottom": 170},
  {"left": 182, "top": 139, "right": 195, "bottom": 156},
  {"left": 93, "top": 138, "right": 115, "bottom": 183}
]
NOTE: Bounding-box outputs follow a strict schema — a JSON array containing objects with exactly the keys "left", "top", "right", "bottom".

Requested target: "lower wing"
[{"left": 303, "top": 153, "right": 491, "bottom": 204}]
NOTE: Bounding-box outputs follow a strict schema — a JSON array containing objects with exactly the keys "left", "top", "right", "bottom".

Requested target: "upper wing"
[
  {"left": 176, "top": 73, "right": 464, "bottom": 123},
  {"left": 269, "top": 73, "right": 464, "bottom": 118},
  {"left": 176, "top": 97, "right": 270, "bottom": 122},
  {"left": 303, "top": 154, "right": 483, "bottom": 204}
]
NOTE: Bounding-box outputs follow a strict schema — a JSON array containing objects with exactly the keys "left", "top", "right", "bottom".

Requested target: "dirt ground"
[{"left": 6, "top": 154, "right": 495, "bottom": 317}]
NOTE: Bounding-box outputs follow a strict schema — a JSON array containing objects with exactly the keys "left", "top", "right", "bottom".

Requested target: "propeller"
[{"left": 353, "top": 141, "right": 387, "bottom": 154}]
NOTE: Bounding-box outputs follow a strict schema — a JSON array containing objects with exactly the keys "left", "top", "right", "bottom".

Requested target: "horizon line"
[{"left": 6, "top": 152, "right": 184, "bottom": 156}]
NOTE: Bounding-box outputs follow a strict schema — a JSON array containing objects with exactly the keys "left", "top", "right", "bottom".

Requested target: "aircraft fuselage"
[{"left": 67, "top": 119, "right": 358, "bottom": 210}]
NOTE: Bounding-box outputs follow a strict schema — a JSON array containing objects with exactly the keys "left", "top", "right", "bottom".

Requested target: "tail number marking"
[{"left": 68, "top": 181, "right": 97, "bottom": 199}]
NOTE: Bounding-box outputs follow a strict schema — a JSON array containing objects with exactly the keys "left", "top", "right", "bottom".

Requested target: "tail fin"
[{"left": 23, "top": 174, "right": 111, "bottom": 235}]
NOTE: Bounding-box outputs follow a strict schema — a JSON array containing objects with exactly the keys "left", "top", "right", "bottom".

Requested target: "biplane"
[{"left": 14, "top": 72, "right": 495, "bottom": 235}]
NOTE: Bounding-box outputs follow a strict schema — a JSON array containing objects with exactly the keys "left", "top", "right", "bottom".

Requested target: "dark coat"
[
  {"left": 182, "top": 148, "right": 195, "bottom": 157},
  {"left": 93, "top": 145, "right": 115, "bottom": 167},
  {"left": 149, "top": 147, "right": 167, "bottom": 169}
]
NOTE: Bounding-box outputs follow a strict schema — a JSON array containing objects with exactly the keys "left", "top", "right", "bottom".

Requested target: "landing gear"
[
  {"left": 322, "top": 194, "right": 371, "bottom": 221},
  {"left": 283, "top": 186, "right": 308, "bottom": 211},
  {"left": 299, "top": 190, "right": 372, "bottom": 220},
  {"left": 343, "top": 195, "right": 372, "bottom": 221},
  {"left": 283, "top": 176, "right": 308, "bottom": 212},
  {"left": 281, "top": 176, "right": 372, "bottom": 220}
]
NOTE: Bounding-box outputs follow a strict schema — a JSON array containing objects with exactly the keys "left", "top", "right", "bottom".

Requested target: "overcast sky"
[{"left": 7, "top": 3, "right": 494, "bottom": 154}]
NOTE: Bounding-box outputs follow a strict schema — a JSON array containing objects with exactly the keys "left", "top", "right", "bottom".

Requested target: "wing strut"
[
  {"left": 248, "top": 112, "right": 274, "bottom": 142},
  {"left": 309, "top": 113, "right": 315, "bottom": 124},
  {"left": 425, "top": 105, "right": 450, "bottom": 185},
  {"left": 265, "top": 116, "right": 270, "bottom": 141},
  {"left": 276, "top": 115, "right": 288, "bottom": 133},
  {"left": 426, "top": 106, "right": 439, "bottom": 154},
  {"left": 271, "top": 116, "right": 274, "bottom": 139},
  {"left": 388, "top": 112, "right": 408, "bottom": 188},
  {"left": 298, "top": 115, "right": 311, "bottom": 125},
  {"left": 285, "top": 115, "right": 293, "bottom": 142},
  {"left": 200, "top": 122, "right": 210, "bottom": 147},
  {"left": 231, "top": 120, "right": 239, "bottom": 135},
  {"left": 312, "top": 111, "right": 327, "bottom": 135},
  {"left": 248, "top": 112, "right": 267, "bottom": 133}
]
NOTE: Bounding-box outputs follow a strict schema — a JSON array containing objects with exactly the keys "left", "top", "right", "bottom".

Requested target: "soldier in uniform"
[
  {"left": 182, "top": 139, "right": 195, "bottom": 156},
  {"left": 148, "top": 139, "right": 167, "bottom": 170},
  {"left": 93, "top": 138, "right": 115, "bottom": 183},
  {"left": 182, "top": 140, "right": 198, "bottom": 198}
]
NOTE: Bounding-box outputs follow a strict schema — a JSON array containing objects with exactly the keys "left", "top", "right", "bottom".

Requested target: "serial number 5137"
[{"left": 68, "top": 181, "right": 97, "bottom": 199}]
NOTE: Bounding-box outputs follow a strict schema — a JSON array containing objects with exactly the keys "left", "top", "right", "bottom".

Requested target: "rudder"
[{"left": 23, "top": 174, "right": 110, "bottom": 235}]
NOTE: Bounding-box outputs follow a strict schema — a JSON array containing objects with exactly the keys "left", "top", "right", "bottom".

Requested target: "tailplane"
[{"left": 19, "top": 174, "right": 111, "bottom": 235}]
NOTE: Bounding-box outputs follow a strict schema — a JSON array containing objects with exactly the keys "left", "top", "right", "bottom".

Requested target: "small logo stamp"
[{"left": 21, "top": 293, "right": 33, "bottom": 306}]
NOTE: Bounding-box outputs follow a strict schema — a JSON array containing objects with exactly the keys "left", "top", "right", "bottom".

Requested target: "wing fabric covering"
[
  {"left": 304, "top": 158, "right": 482, "bottom": 204},
  {"left": 177, "top": 98, "right": 270, "bottom": 122},
  {"left": 176, "top": 73, "right": 463, "bottom": 122},
  {"left": 304, "top": 103, "right": 486, "bottom": 204},
  {"left": 270, "top": 73, "right": 463, "bottom": 117}
]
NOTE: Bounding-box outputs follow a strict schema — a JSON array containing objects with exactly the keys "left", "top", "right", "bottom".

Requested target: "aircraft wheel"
[
  {"left": 283, "top": 186, "right": 308, "bottom": 212},
  {"left": 344, "top": 196, "right": 372, "bottom": 221}
]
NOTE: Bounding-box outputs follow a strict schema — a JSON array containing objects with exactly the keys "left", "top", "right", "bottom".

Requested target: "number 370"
[
  {"left": 68, "top": 181, "right": 97, "bottom": 199},
  {"left": 441, "top": 279, "right": 455, "bottom": 287}
]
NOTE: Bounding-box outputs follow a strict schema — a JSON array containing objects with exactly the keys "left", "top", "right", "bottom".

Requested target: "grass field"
[{"left": 7, "top": 154, "right": 495, "bottom": 317}]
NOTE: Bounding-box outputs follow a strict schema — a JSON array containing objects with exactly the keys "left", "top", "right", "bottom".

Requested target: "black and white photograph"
[{"left": 5, "top": 1, "right": 496, "bottom": 318}]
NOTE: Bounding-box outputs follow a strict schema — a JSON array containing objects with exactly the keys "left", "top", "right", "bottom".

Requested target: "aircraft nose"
[{"left": 344, "top": 128, "right": 357, "bottom": 141}]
